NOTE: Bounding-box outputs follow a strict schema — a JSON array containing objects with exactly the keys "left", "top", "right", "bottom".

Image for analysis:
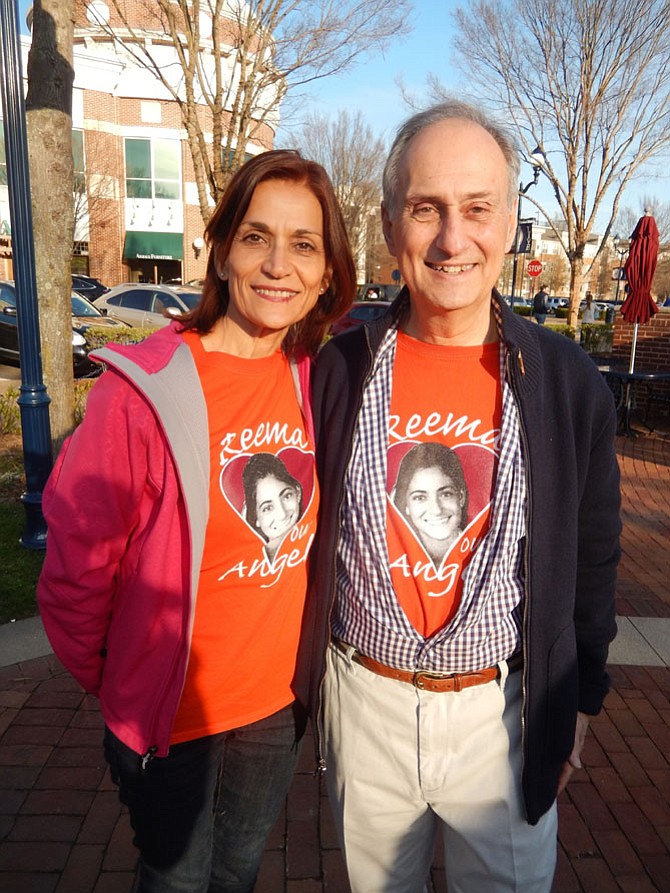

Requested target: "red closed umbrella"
[{"left": 621, "top": 212, "right": 659, "bottom": 372}]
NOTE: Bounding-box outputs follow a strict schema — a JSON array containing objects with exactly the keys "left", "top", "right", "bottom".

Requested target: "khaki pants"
[{"left": 324, "top": 643, "right": 557, "bottom": 893}]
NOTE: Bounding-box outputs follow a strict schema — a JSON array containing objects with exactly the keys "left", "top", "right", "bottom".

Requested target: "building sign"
[{"left": 123, "top": 231, "right": 184, "bottom": 261}]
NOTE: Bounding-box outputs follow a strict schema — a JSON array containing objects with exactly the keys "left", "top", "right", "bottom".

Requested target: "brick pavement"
[{"left": 1, "top": 427, "right": 669, "bottom": 892}]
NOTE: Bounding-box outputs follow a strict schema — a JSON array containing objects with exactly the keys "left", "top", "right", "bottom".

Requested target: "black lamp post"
[
  {"left": 0, "top": 0, "right": 53, "bottom": 548},
  {"left": 510, "top": 145, "right": 545, "bottom": 309},
  {"left": 613, "top": 234, "right": 628, "bottom": 305}
]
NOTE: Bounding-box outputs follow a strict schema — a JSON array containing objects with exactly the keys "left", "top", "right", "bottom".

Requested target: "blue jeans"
[{"left": 103, "top": 702, "right": 304, "bottom": 893}]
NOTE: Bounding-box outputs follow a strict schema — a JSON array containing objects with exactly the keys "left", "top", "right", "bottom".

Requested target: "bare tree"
[
  {"left": 616, "top": 197, "right": 670, "bottom": 244},
  {"left": 435, "top": 0, "right": 670, "bottom": 326},
  {"left": 543, "top": 254, "right": 569, "bottom": 298},
  {"left": 86, "top": 0, "right": 411, "bottom": 224},
  {"left": 291, "top": 109, "right": 386, "bottom": 280},
  {"left": 654, "top": 250, "right": 670, "bottom": 301},
  {"left": 26, "top": 0, "right": 76, "bottom": 448}
]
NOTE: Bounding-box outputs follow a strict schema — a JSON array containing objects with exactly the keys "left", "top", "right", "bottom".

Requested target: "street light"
[
  {"left": 0, "top": 0, "right": 53, "bottom": 548},
  {"left": 510, "top": 145, "right": 545, "bottom": 309},
  {"left": 612, "top": 234, "right": 628, "bottom": 305}
]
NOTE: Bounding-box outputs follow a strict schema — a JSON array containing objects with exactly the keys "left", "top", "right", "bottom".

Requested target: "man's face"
[{"left": 382, "top": 119, "right": 517, "bottom": 340}]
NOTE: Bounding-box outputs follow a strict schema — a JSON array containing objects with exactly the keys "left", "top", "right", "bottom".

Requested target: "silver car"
[{"left": 94, "top": 283, "right": 202, "bottom": 328}]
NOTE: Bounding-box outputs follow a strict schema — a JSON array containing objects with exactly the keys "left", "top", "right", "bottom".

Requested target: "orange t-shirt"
[
  {"left": 171, "top": 332, "right": 318, "bottom": 743},
  {"left": 386, "top": 333, "right": 502, "bottom": 637}
]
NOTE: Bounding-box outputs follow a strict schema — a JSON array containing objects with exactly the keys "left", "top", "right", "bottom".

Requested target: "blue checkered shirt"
[{"left": 331, "top": 323, "right": 526, "bottom": 673}]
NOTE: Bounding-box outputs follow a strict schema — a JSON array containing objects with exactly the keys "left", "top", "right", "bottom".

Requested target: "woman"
[
  {"left": 392, "top": 442, "right": 469, "bottom": 565},
  {"left": 581, "top": 292, "right": 597, "bottom": 324},
  {"left": 37, "top": 149, "right": 356, "bottom": 893},
  {"left": 243, "top": 452, "right": 303, "bottom": 562}
]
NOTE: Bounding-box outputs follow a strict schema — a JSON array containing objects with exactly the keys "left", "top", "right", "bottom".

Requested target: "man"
[
  {"left": 299, "top": 101, "right": 620, "bottom": 893},
  {"left": 532, "top": 282, "right": 549, "bottom": 324}
]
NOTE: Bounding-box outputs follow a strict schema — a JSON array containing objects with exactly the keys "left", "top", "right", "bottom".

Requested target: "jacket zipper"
[{"left": 315, "top": 327, "right": 377, "bottom": 775}]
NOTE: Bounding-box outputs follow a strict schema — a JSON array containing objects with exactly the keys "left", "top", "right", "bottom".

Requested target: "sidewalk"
[{"left": 1, "top": 426, "right": 669, "bottom": 892}]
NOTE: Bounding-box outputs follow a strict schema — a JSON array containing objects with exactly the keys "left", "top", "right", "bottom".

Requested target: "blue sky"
[{"left": 277, "top": 0, "right": 459, "bottom": 144}]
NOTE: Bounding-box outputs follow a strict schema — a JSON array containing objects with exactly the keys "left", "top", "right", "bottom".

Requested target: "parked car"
[
  {"left": 596, "top": 301, "right": 615, "bottom": 318},
  {"left": 329, "top": 301, "right": 392, "bottom": 336},
  {"left": 71, "top": 274, "right": 110, "bottom": 301},
  {"left": 94, "top": 283, "right": 202, "bottom": 328},
  {"left": 356, "top": 284, "right": 402, "bottom": 302},
  {"left": 500, "top": 294, "right": 531, "bottom": 308},
  {"left": 0, "top": 281, "right": 127, "bottom": 377},
  {"left": 546, "top": 297, "right": 569, "bottom": 314}
]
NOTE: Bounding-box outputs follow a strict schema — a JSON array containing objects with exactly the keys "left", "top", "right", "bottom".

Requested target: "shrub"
[
  {"left": 0, "top": 388, "right": 21, "bottom": 435},
  {"left": 581, "top": 323, "right": 613, "bottom": 355},
  {"left": 0, "top": 378, "right": 99, "bottom": 435},
  {"left": 83, "top": 324, "right": 158, "bottom": 352},
  {"left": 74, "top": 379, "right": 96, "bottom": 423},
  {"left": 513, "top": 305, "right": 532, "bottom": 316},
  {"left": 555, "top": 308, "right": 569, "bottom": 320}
]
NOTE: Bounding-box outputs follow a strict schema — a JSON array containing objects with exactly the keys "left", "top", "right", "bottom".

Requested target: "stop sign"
[{"left": 527, "top": 259, "right": 543, "bottom": 277}]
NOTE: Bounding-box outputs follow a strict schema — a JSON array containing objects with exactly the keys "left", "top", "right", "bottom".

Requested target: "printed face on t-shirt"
[
  {"left": 253, "top": 474, "right": 302, "bottom": 547},
  {"left": 220, "top": 448, "right": 315, "bottom": 571},
  {"left": 402, "top": 466, "right": 464, "bottom": 551}
]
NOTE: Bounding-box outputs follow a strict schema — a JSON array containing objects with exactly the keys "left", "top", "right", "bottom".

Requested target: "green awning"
[{"left": 123, "top": 231, "right": 183, "bottom": 261}]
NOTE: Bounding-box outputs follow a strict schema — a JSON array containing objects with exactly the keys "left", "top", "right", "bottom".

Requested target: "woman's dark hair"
[
  {"left": 242, "top": 453, "right": 303, "bottom": 535},
  {"left": 180, "top": 149, "right": 356, "bottom": 357},
  {"left": 393, "top": 442, "right": 468, "bottom": 529}
]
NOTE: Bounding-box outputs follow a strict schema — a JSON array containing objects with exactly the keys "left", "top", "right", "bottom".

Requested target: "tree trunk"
[
  {"left": 26, "top": 0, "right": 76, "bottom": 451},
  {"left": 568, "top": 257, "right": 584, "bottom": 331}
]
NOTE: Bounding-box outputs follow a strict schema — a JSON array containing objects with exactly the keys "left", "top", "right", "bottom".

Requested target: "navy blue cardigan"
[{"left": 296, "top": 289, "right": 620, "bottom": 824}]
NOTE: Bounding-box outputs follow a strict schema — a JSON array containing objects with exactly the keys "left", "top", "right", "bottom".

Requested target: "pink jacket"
[{"left": 37, "top": 323, "right": 313, "bottom": 758}]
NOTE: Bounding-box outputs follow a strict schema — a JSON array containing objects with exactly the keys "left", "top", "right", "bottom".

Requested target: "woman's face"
[
  {"left": 404, "top": 466, "right": 464, "bottom": 543},
  {"left": 217, "top": 179, "right": 331, "bottom": 346},
  {"left": 254, "top": 474, "right": 301, "bottom": 544}
]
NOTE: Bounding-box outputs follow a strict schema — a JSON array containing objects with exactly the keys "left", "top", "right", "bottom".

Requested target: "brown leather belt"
[{"left": 333, "top": 639, "right": 522, "bottom": 693}]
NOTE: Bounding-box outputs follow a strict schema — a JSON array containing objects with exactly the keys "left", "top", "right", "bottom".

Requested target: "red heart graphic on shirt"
[
  {"left": 387, "top": 440, "right": 496, "bottom": 568},
  {"left": 219, "top": 448, "right": 314, "bottom": 560}
]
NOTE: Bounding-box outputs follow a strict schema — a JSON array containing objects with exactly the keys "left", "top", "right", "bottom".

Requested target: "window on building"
[
  {"left": 125, "top": 138, "right": 180, "bottom": 200},
  {"left": 223, "top": 148, "right": 253, "bottom": 171},
  {"left": 141, "top": 101, "right": 162, "bottom": 124}
]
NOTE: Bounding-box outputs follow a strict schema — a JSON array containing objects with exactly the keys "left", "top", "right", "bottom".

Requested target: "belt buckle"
[{"left": 412, "top": 670, "right": 453, "bottom": 691}]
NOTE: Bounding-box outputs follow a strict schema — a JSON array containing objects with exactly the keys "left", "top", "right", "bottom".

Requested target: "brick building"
[{"left": 0, "top": 0, "right": 276, "bottom": 286}]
